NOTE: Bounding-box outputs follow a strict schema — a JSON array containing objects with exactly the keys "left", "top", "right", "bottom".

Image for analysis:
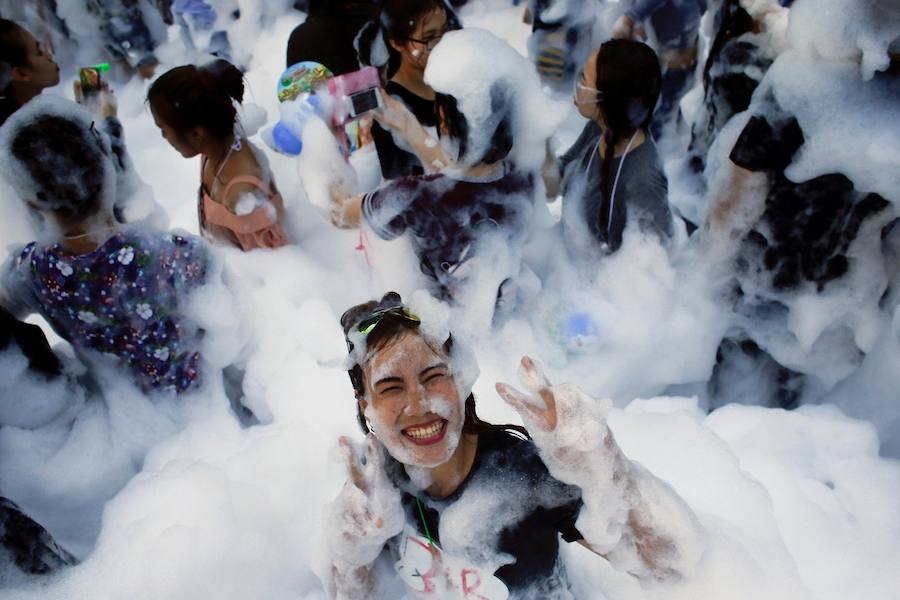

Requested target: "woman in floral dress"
[{"left": 0, "top": 96, "right": 210, "bottom": 395}]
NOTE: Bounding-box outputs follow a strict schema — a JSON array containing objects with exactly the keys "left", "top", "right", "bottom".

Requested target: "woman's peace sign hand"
[
  {"left": 330, "top": 434, "right": 405, "bottom": 569},
  {"left": 495, "top": 356, "right": 616, "bottom": 483}
]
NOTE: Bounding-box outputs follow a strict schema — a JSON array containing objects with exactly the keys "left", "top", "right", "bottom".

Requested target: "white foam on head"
[
  {"left": 787, "top": 0, "right": 900, "bottom": 79},
  {"left": 424, "top": 28, "right": 569, "bottom": 170}
]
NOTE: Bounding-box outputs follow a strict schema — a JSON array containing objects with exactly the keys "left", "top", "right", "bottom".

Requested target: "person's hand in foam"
[
  {"left": 496, "top": 356, "right": 705, "bottom": 581},
  {"left": 329, "top": 434, "right": 405, "bottom": 598}
]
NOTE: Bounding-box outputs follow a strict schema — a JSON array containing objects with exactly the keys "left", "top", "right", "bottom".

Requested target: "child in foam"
[
  {"left": 545, "top": 39, "right": 673, "bottom": 258},
  {"left": 148, "top": 59, "right": 291, "bottom": 252},
  {"left": 0, "top": 96, "right": 209, "bottom": 396},
  {"left": 326, "top": 292, "right": 704, "bottom": 599}
]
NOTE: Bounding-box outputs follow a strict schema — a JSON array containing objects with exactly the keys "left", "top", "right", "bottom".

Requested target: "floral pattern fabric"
[{"left": 6, "top": 229, "right": 209, "bottom": 394}]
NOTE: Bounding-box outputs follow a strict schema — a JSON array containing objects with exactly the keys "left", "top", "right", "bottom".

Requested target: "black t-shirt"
[
  {"left": 285, "top": 5, "right": 379, "bottom": 74},
  {"left": 729, "top": 93, "right": 889, "bottom": 291},
  {"left": 371, "top": 81, "right": 440, "bottom": 180},
  {"left": 384, "top": 429, "right": 583, "bottom": 599},
  {"left": 361, "top": 166, "right": 533, "bottom": 296}
]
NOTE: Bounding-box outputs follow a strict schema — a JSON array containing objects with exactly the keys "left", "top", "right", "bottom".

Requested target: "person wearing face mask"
[
  {"left": 360, "top": 0, "right": 461, "bottom": 180},
  {"left": 325, "top": 292, "right": 705, "bottom": 599},
  {"left": 545, "top": 39, "right": 673, "bottom": 258}
]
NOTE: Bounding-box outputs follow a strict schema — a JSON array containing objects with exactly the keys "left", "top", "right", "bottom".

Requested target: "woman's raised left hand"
[{"left": 495, "top": 356, "right": 616, "bottom": 483}]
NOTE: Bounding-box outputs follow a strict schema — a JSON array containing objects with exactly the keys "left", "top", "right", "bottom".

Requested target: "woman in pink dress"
[{"left": 148, "top": 59, "right": 290, "bottom": 251}]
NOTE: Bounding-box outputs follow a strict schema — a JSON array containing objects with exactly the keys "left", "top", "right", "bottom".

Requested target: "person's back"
[
  {"left": 0, "top": 96, "right": 210, "bottom": 395},
  {"left": 6, "top": 228, "right": 208, "bottom": 394},
  {"left": 560, "top": 121, "right": 671, "bottom": 255}
]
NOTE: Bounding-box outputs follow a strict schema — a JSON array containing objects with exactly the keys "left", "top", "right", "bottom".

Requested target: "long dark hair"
[
  {"left": 147, "top": 59, "right": 245, "bottom": 142},
  {"left": 593, "top": 39, "right": 660, "bottom": 246},
  {"left": 341, "top": 293, "right": 529, "bottom": 439},
  {"left": 0, "top": 19, "right": 29, "bottom": 126}
]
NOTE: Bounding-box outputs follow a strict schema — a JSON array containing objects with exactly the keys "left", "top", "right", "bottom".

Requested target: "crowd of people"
[{"left": 1, "top": 0, "right": 898, "bottom": 597}]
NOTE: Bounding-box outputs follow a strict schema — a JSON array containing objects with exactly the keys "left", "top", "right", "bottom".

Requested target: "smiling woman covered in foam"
[{"left": 325, "top": 291, "right": 705, "bottom": 599}]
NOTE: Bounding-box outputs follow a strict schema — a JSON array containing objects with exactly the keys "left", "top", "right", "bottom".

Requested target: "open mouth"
[{"left": 402, "top": 419, "right": 448, "bottom": 446}]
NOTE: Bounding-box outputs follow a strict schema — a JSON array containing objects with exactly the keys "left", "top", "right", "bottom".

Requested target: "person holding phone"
[
  {"left": 325, "top": 292, "right": 704, "bottom": 598},
  {"left": 360, "top": 0, "right": 461, "bottom": 180}
]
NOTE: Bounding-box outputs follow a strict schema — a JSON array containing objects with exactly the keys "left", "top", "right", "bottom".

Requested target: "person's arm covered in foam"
[
  {"left": 373, "top": 93, "right": 453, "bottom": 174},
  {"left": 328, "top": 435, "right": 405, "bottom": 600},
  {"left": 497, "top": 357, "right": 705, "bottom": 580}
]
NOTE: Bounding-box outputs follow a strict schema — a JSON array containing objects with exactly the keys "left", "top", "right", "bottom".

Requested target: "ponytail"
[
  {"left": 593, "top": 39, "right": 661, "bottom": 248},
  {"left": 147, "top": 59, "right": 245, "bottom": 140}
]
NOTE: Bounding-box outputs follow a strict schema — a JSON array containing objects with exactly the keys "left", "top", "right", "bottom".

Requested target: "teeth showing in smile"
[{"left": 403, "top": 420, "right": 445, "bottom": 440}]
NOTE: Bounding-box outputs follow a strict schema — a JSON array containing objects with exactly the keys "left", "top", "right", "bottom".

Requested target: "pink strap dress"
[{"left": 199, "top": 159, "right": 290, "bottom": 251}]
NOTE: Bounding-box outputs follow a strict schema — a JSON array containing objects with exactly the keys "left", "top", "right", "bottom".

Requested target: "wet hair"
[
  {"left": 9, "top": 113, "right": 108, "bottom": 221},
  {"left": 147, "top": 59, "right": 245, "bottom": 141},
  {"left": 0, "top": 19, "right": 30, "bottom": 126},
  {"left": 341, "top": 292, "right": 529, "bottom": 439},
  {"left": 434, "top": 82, "right": 514, "bottom": 166},
  {"left": 358, "top": 0, "right": 461, "bottom": 78},
  {"left": 592, "top": 40, "right": 661, "bottom": 235}
]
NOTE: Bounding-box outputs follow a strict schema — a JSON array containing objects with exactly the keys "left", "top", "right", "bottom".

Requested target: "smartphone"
[
  {"left": 325, "top": 66, "right": 382, "bottom": 126},
  {"left": 348, "top": 88, "right": 382, "bottom": 119},
  {"left": 78, "top": 63, "right": 110, "bottom": 99}
]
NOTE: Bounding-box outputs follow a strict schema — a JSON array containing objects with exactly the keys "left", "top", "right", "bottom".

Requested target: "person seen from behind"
[
  {"left": 611, "top": 0, "right": 707, "bottom": 138},
  {"left": 0, "top": 96, "right": 210, "bottom": 396}
]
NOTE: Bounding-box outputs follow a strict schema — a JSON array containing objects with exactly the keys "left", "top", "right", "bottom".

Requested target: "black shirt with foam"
[
  {"left": 384, "top": 429, "right": 584, "bottom": 597},
  {"left": 729, "top": 92, "right": 889, "bottom": 291},
  {"left": 361, "top": 166, "right": 533, "bottom": 296},
  {"left": 371, "top": 81, "right": 440, "bottom": 180}
]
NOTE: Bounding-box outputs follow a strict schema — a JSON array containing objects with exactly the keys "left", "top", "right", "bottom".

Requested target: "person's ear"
[
  {"left": 11, "top": 65, "right": 33, "bottom": 83},
  {"left": 387, "top": 37, "right": 407, "bottom": 55},
  {"left": 186, "top": 126, "right": 206, "bottom": 146},
  {"left": 357, "top": 397, "right": 368, "bottom": 413}
]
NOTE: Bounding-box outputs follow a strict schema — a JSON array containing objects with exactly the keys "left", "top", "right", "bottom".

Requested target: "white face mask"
[{"left": 439, "top": 135, "right": 461, "bottom": 163}]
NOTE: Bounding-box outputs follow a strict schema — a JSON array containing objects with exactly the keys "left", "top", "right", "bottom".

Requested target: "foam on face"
[
  {"left": 424, "top": 28, "right": 568, "bottom": 171},
  {"left": 0, "top": 4, "right": 899, "bottom": 599}
]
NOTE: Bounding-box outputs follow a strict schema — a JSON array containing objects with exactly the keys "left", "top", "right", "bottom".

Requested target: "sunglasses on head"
[{"left": 356, "top": 305, "right": 420, "bottom": 336}]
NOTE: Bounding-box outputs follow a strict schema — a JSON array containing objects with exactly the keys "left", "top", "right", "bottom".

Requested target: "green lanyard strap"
[{"left": 415, "top": 497, "right": 437, "bottom": 552}]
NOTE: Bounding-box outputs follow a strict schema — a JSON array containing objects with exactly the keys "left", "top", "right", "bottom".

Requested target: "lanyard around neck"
[{"left": 585, "top": 129, "right": 641, "bottom": 242}]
